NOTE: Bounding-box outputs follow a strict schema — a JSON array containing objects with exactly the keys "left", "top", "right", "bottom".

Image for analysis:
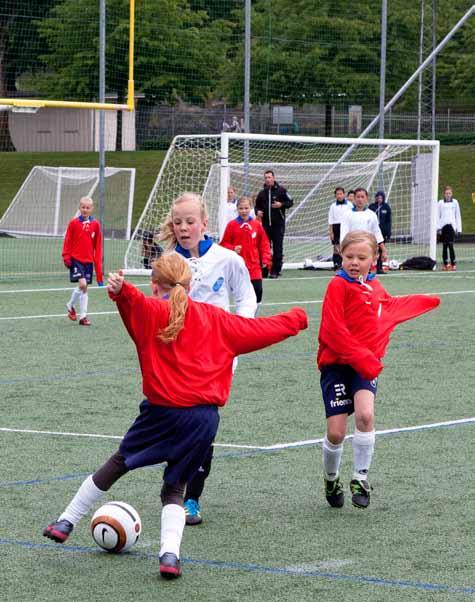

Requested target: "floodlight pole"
[
  {"left": 99, "top": 0, "right": 106, "bottom": 276},
  {"left": 243, "top": 0, "right": 251, "bottom": 194},
  {"left": 377, "top": 0, "right": 388, "bottom": 189}
]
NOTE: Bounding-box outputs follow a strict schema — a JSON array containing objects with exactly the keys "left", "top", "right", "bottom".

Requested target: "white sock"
[
  {"left": 352, "top": 429, "right": 375, "bottom": 481},
  {"left": 322, "top": 435, "right": 344, "bottom": 481},
  {"left": 68, "top": 286, "right": 81, "bottom": 310},
  {"left": 159, "top": 504, "right": 185, "bottom": 558},
  {"left": 79, "top": 290, "right": 88, "bottom": 319},
  {"left": 254, "top": 303, "right": 261, "bottom": 317},
  {"left": 58, "top": 475, "right": 105, "bottom": 526}
]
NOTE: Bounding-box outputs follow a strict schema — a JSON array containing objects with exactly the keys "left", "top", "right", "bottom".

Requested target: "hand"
[
  {"left": 257, "top": 210, "right": 264, "bottom": 218},
  {"left": 63, "top": 258, "right": 72, "bottom": 268},
  {"left": 271, "top": 201, "right": 282, "bottom": 209},
  {"left": 107, "top": 271, "right": 124, "bottom": 295},
  {"left": 381, "top": 250, "right": 389, "bottom": 262},
  {"left": 234, "top": 245, "right": 242, "bottom": 254}
]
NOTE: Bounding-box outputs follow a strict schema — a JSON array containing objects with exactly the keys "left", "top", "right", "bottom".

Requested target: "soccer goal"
[
  {"left": 124, "top": 133, "right": 439, "bottom": 272},
  {"left": 0, "top": 166, "right": 135, "bottom": 279}
]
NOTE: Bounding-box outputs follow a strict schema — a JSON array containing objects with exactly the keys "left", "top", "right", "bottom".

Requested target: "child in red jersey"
[
  {"left": 220, "top": 196, "right": 271, "bottom": 307},
  {"left": 62, "top": 197, "right": 103, "bottom": 325},
  {"left": 318, "top": 231, "right": 439, "bottom": 510},
  {"left": 43, "top": 252, "right": 307, "bottom": 580}
]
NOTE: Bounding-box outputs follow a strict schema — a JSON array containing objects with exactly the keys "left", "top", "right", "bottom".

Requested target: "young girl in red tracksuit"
[
  {"left": 318, "top": 230, "right": 440, "bottom": 510},
  {"left": 62, "top": 196, "right": 104, "bottom": 326},
  {"left": 220, "top": 196, "right": 271, "bottom": 306},
  {"left": 43, "top": 252, "right": 307, "bottom": 580}
]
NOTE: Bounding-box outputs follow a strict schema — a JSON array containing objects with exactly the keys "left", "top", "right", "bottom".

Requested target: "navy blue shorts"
[
  {"left": 119, "top": 400, "right": 220, "bottom": 485},
  {"left": 320, "top": 364, "right": 378, "bottom": 418},
  {"left": 69, "top": 259, "right": 93, "bottom": 284}
]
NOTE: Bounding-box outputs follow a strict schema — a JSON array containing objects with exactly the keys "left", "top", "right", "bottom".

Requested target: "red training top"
[
  {"left": 317, "top": 272, "right": 440, "bottom": 381},
  {"left": 62, "top": 216, "right": 103, "bottom": 283},
  {"left": 220, "top": 217, "right": 271, "bottom": 280},
  {"left": 110, "top": 281, "right": 307, "bottom": 408}
]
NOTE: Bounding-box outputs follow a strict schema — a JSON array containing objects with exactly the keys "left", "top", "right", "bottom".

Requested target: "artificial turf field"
[{"left": 1, "top": 269, "right": 474, "bottom": 601}]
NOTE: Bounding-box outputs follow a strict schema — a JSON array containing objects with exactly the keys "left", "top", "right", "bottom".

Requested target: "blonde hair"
[
  {"left": 340, "top": 230, "right": 378, "bottom": 256},
  {"left": 79, "top": 196, "right": 93, "bottom": 206},
  {"left": 151, "top": 252, "right": 192, "bottom": 343},
  {"left": 237, "top": 195, "right": 254, "bottom": 208},
  {"left": 159, "top": 192, "right": 208, "bottom": 251}
]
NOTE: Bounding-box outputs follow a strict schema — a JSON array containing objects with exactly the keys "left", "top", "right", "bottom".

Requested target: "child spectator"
[
  {"left": 318, "top": 231, "right": 439, "bottom": 510},
  {"left": 437, "top": 186, "right": 462, "bottom": 271},
  {"left": 220, "top": 196, "right": 271, "bottom": 307},
  {"left": 62, "top": 197, "right": 103, "bottom": 326},
  {"left": 369, "top": 191, "right": 392, "bottom": 274},
  {"left": 226, "top": 186, "right": 255, "bottom": 223},
  {"left": 328, "top": 186, "right": 353, "bottom": 269},
  {"left": 43, "top": 253, "right": 307, "bottom": 580}
]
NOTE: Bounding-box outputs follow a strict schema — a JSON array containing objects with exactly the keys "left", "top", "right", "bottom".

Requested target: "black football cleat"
[
  {"left": 350, "top": 479, "right": 372, "bottom": 509},
  {"left": 159, "top": 552, "right": 182, "bottom": 579},
  {"left": 324, "top": 476, "right": 344, "bottom": 508},
  {"left": 43, "top": 519, "right": 74, "bottom": 543}
]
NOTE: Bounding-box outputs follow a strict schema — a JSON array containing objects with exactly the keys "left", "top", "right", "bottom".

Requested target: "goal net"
[
  {"left": 124, "top": 133, "right": 438, "bottom": 272},
  {"left": 0, "top": 166, "right": 135, "bottom": 279}
]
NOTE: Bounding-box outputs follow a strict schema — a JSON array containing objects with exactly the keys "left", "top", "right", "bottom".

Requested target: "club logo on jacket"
[{"left": 213, "top": 277, "right": 225, "bottom": 292}]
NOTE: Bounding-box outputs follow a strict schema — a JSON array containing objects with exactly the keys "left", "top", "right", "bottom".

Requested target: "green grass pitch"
[{"left": 1, "top": 269, "right": 474, "bottom": 601}]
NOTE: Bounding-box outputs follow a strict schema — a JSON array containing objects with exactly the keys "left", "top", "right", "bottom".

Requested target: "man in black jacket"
[
  {"left": 255, "top": 170, "right": 293, "bottom": 278},
  {"left": 369, "top": 191, "right": 392, "bottom": 274}
]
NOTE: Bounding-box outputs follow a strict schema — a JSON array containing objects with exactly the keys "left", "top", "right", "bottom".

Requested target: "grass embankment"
[{"left": 0, "top": 145, "right": 473, "bottom": 230}]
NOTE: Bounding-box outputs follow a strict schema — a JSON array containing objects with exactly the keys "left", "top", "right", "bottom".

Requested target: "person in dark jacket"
[
  {"left": 254, "top": 170, "right": 293, "bottom": 278},
  {"left": 369, "top": 191, "right": 392, "bottom": 274}
]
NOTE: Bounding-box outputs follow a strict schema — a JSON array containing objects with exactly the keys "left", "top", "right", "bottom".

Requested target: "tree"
[{"left": 0, "top": 0, "right": 57, "bottom": 150}]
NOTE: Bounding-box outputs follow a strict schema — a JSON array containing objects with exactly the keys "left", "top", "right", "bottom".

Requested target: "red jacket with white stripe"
[
  {"left": 110, "top": 281, "right": 307, "bottom": 408},
  {"left": 220, "top": 217, "right": 271, "bottom": 280},
  {"left": 317, "top": 271, "right": 440, "bottom": 380},
  {"left": 62, "top": 216, "right": 103, "bottom": 282}
]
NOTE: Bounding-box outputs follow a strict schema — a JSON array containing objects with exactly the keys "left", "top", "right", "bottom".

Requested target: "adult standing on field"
[{"left": 255, "top": 170, "right": 293, "bottom": 279}]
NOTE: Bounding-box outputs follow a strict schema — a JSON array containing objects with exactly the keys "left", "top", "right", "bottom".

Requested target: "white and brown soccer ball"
[{"left": 91, "top": 501, "right": 141, "bottom": 553}]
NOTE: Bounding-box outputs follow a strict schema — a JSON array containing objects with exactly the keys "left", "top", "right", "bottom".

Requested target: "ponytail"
[{"left": 151, "top": 253, "right": 192, "bottom": 343}]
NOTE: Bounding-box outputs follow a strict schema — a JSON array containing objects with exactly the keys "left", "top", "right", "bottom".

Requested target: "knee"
[{"left": 326, "top": 429, "right": 346, "bottom": 445}]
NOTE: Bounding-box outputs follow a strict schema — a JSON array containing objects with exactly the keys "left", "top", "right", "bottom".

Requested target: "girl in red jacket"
[
  {"left": 62, "top": 197, "right": 104, "bottom": 326},
  {"left": 44, "top": 252, "right": 307, "bottom": 580},
  {"left": 220, "top": 196, "right": 271, "bottom": 307},
  {"left": 318, "top": 231, "right": 439, "bottom": 510}
]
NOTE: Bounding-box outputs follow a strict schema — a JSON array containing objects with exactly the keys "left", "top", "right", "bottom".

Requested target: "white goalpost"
[
  {"left": 0, "top": 166, "right": 135, "bottom": 278},
  {"left": 124, "top": 133, "right": 439, "bottom": 273}
]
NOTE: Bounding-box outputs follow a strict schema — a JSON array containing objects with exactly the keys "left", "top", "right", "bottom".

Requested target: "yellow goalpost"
[{"left": 0, "top": 0, "right": 135, "bottom": 112}]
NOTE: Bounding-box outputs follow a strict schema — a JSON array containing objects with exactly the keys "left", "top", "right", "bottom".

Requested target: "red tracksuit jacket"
[
  {"left": 317, "top": 271, "right": 440, "bottom": 380},
  {"left": 62, "top": 216, "right": 103, "bottom": 282},
  {"left": 110, "top": 281, "right": 307, "bottom": 408},
  {"left": 220, "top": 217, "right": 271, "bottom": 280}
]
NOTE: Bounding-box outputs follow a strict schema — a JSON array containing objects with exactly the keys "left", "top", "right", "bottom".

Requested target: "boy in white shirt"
[
  {"left": 437, "top": 186, "right": 462, "bottom": 271},
  {"left": 340, "top": 188, "right": 388, "bottom": 268},
  {"left": 328, "top": 187, "right": 353, "bottom": 269}
]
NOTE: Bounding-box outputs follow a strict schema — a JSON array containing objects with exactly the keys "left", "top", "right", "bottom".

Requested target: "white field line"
[
  {"left": 1, "top": 288, "right": 475, "bottom": 321},
  {"left": 2, "top": 270, "right": 475, "bottom": 295},
  {"left": 0, "top": 417, "right": 473, "bottom": 451}
]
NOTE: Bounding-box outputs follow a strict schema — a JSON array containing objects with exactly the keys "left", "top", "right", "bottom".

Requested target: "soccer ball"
[{"left": 91, "top": 501, "right": 142, "bottom": 553}]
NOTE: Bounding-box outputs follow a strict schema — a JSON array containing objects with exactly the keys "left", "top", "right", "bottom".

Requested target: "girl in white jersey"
[
  {"left": 159, "top": 192, "right": 257, "bottom": 525},
  {"left": 437, "top": 186, "right": 462, "bottom": 271}
]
